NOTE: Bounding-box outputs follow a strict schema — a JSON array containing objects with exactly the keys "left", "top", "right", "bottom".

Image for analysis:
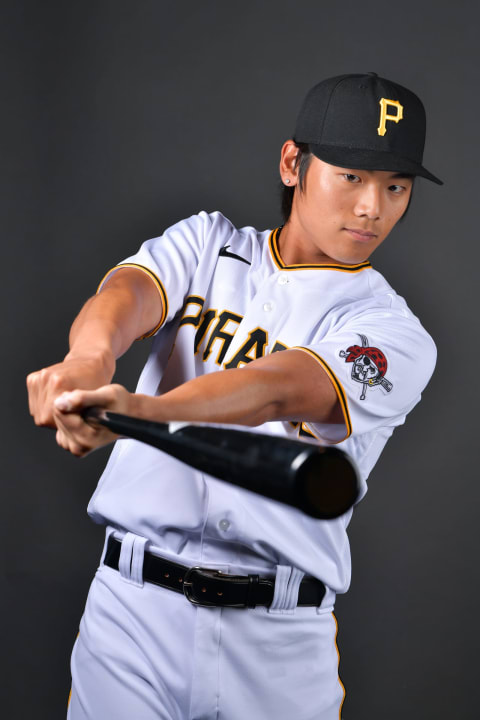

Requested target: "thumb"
[
  {"left": 54, "top": 391, "right": 77, "bottom": 412},
  {"left": 54, "top": 384, "right": 126, "bottom": 415},
  {"left": 54, "top": 388, "right": 108, "bottom": 413}
]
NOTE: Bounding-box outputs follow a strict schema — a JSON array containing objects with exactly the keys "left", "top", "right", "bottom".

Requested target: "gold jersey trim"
[
  {"left": 293, "top": 346, "right": 352, "bottom": 442},
  {"left": 97, "top": 263, "right": 168, "bottom": 339},
  {"left": 268, "top": 227, "right": 372, "bottom": 273}
]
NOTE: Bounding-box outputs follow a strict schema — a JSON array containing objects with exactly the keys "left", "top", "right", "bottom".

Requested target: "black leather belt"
[{"left": 104, "top": 536, "right": 326, "bottom": 609}]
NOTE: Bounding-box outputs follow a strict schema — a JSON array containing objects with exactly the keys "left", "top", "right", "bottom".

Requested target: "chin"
[
  {"left": 340, "top": 256, "right": 369, "bottom": 265},
  {"left": 336, "top": 241, "right": 378, "bottom": 265},
  {"left": 332, "top": 249, "right": 371, "bottom": 265}
]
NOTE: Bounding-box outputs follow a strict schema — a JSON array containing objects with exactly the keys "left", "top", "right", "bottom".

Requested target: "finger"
[
  {"left": 53, "top": 406, "right": 93, "bottom": 439},
  {"left": 41, "top": 370, "right": 74, "bottom": 423},
  {"left": 26, "top": 371, "right": 37, "bottom": 416},
  {"left": 27, "top": 370, "right": 45, "bottom": 422},
  {"left": 54, "top": 385, "right": 125, "bottom": 415},
  {"left": 53, "top": 406, "right": 118, "bottom": 455},
  {"left": 54, "top": 387, "right": 109, "bottom": 414},
  {"left": 27, "top": 369, "right": 60, "bottom": 428},
  {"left": 56, "top": 428, "right": 70, "bottom": 451},
  {"left": 60, "top": 435, "right": 90, "bottom": 457},
  {"left": 54, "top": 415, "right": 94, "bottom": 456},
  {"left": 55, "top": 425, "right": 90, "bottom": 456}
]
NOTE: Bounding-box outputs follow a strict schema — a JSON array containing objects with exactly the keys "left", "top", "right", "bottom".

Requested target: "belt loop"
[
  {"left": 269, "top": 565, "right": 304, "bottom": 614},
  {"left": 130, "top": 535, "right": 148, "bottom": 587},
  {"left": 118, "top": 533, "right": 135, "bottom": 580},
  {"left": 284, "top": 567, "right": 304, "bottom": 610},
  {"left": 268, "top": 565, "right": 291, "bottom": 613},
  {"left": 118, "top": 533, "right": 148, "bottom": 587}
]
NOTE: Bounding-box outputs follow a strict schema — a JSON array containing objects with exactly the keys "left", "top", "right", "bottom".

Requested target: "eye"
[
  {"left": 388, "top": 184, "right": 406, "bottom": 194},
  {"left": 343, "top": 174, "right": 361, "bottom": 183}
]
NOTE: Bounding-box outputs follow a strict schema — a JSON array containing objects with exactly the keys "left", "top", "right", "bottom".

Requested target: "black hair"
[
  {"left": 279, "top": 142, "right": 415, "bottom": 223},
  {"left": 280, "top": 142, "right": 313, "bottom": 223},
  {"left": 398, "top": 177, "right": 415, "bottom": 222}
]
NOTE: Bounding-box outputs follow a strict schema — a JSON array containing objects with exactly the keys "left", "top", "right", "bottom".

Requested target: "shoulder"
[
  {"left": 342, "top": 271, "right": 437, "bottom": 378},
  {"left": 191, "top": 212, "right": 273, "bottom": 264},
  {"left": 166, "top": 211, "right": 268, "bottom": 244}
]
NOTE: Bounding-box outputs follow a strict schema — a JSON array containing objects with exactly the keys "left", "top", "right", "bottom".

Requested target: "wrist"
[
  {"left": 64, "top": 346, "right": 116, "bottom": 380},
  {"left": 129, "top": 393, "right": 168, "bottom": 423}
]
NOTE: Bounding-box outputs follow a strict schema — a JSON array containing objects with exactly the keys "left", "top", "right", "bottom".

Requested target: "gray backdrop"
[{"left": 3, "top": 1, "right": 478, "bottom": 717}]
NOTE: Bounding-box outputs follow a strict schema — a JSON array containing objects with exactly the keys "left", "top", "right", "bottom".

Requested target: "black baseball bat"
[{"left": 83, "top": 408, "right": 360, "bottom": 520}]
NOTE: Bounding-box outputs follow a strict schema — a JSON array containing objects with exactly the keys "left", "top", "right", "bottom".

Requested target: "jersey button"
[
  {"left": 277, "top": 275, "right": 289, "bottom": 285},
  {"left": 263, "top": 302, "right": 274, "bottom": 312},
  {"left": 218, "top": 519, "right": 230, "bottom": 532}
]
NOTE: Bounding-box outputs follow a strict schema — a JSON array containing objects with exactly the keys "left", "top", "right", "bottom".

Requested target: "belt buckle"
[{"left": 183, "top": 566, "right": 245, "bottom": 608}]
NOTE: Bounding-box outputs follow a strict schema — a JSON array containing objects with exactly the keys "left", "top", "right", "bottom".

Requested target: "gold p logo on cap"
[{"left": 377, "top": 98, "right": 404, "bottom": 136}]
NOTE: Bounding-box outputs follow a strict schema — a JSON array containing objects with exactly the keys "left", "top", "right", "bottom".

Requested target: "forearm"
[
  {"left": 27, "top": 267, "right": 163, "bottom": 428},
  {"left": 130, "top": 351, "right": 340, "bottom": 427},
  {"left": 52, "top": 350, "right": 342, "bottom": 455},
  {"left": 132, "top": 369, "right": 282, "bottom": 427},
  {"left": 67, "top": 269, "right": 161, "bottom": 364}
]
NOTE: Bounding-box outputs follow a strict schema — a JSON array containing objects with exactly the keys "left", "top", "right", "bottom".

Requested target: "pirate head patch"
[{"left": 340, "top": 334, "right": 393, "bottom": 400}]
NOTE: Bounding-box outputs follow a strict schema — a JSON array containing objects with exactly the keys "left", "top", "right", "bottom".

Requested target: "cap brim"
[{"left": 309, "top": 144, "right": 443, "bottom": 185}]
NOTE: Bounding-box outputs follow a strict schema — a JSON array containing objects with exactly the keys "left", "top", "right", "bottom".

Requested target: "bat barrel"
[
  {"left": 174, "top": 425, "right": 359, "bottom": 518},
  {"left": 294, "top": 448, "right": 359, "bottom": 519},
  {"left": 83, "top": 409, "right": 360, "bottom": 519}
]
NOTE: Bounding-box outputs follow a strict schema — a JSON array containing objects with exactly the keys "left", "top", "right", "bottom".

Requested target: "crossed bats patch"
[{"left": 339, "top": 334, "right": 393, "bottom": 401}]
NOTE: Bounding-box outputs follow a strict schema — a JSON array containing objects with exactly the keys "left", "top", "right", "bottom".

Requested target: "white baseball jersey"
[{"left": 87, "top": 210, "right": 436, "bottom": 606}]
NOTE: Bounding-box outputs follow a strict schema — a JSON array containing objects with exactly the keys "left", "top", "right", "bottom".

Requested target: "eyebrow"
[{"left": 389, "top": 173, "right": 414, "bottom": 179}]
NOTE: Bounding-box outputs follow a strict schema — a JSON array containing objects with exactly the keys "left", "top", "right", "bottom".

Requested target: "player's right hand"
[
  {"left": 26, "top": 350, "right": 115, "bottom": 429},
  {"left": 52, "top": 383, "right": 133, "bottom": 456}
]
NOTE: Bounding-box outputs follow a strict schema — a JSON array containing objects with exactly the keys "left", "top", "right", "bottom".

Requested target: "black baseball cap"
[{"left": 294, "top": 73, "right": 442, "bottom": 185}]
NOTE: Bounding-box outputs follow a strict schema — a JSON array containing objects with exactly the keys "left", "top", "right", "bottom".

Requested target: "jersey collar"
[{"left": 268, "top": 227, "right": 372, "bottom": 273}]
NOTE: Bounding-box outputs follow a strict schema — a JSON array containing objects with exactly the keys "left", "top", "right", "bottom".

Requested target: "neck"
[{"left": 278, "top": 218, "right": 335, "bottom": 266}]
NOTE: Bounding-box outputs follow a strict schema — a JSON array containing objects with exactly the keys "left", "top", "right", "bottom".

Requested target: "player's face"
[{"left": 281, "top": 149, "right": 413, "bottom": 265}]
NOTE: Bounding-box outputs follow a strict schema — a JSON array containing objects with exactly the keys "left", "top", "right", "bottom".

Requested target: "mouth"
[{"left": 343, "top": 228, "right": 378, "bottom": 242}]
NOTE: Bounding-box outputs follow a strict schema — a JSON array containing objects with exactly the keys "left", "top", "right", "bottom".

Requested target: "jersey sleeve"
[
  {"left": 295, "top": 307, "right": 437, "bottom": 444},
  {"left": 97, "top": 211, "right": 218, "bottom": 338}
]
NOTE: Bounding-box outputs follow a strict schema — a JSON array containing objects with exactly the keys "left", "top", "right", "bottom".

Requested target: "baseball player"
[{"left": 27, "top": 73, "right": 441, "bottom": 719}]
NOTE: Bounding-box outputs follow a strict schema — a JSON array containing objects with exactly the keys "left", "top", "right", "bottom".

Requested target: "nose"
[{"left": 354, "top": 183, "right": 381, "bottom": 220}]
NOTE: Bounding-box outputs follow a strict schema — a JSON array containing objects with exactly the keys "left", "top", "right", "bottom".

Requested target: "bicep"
[
  {"left": 99, "top": 266, "right": 165, "bottom": 340},
  {"left": 295, "top": 316, "right": 437, "bottom": 443}
]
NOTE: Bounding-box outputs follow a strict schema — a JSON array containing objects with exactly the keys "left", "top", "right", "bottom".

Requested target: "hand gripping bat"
[{"left": 83, "top": 408, "right": 360, "bottom": 520}]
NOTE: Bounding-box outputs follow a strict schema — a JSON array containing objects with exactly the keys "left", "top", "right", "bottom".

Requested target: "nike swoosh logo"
[{"left": 218, "top": 246, "right": 251, "bottom": 265}]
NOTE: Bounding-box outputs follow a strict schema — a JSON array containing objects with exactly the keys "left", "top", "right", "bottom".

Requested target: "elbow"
[{"left": 242, "top": 398, "right": 285, "bottom": 427}]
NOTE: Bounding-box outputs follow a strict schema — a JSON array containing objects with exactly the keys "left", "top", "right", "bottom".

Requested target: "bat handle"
[{"left": 82, "top": 406, "right": 109, "bottom": 426}]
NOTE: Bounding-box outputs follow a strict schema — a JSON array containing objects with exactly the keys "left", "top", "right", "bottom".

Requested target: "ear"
[{"left": 279, "top": 140, "right": 300, "bottom": 186}]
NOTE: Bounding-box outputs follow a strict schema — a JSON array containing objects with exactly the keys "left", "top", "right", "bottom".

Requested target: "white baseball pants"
[{"left": 67, "top": 534, "right": 345, "bottom": 720}]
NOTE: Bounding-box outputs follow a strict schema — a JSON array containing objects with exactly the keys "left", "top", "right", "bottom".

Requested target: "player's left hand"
[{"left": 53, "top": 383, "right": 133, "bottom": 457}]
